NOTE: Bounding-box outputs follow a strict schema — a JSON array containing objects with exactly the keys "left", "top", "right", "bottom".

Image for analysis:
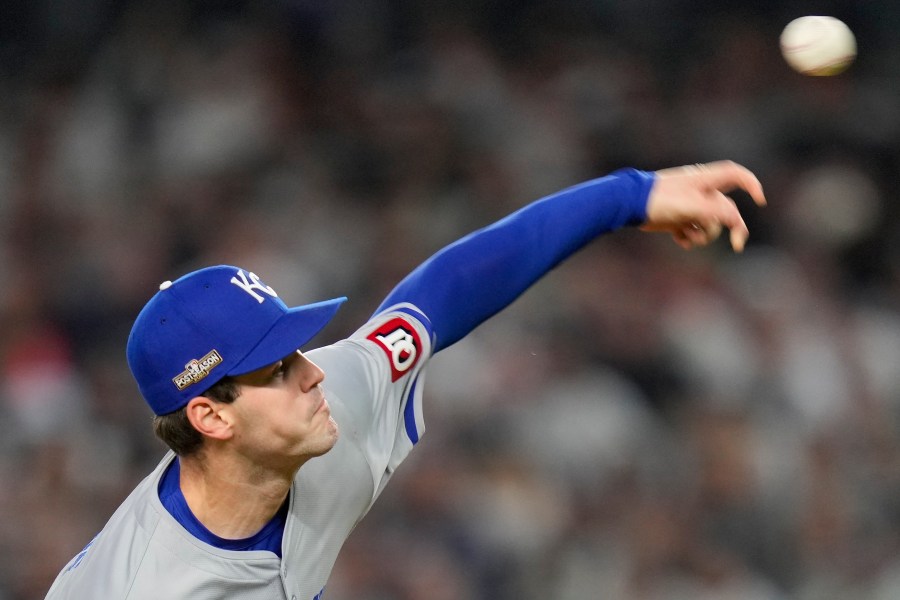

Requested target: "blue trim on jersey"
[
  {"left": 370, "top": 304, "right": 429, "bottom": 445},
  {"left": 66, "top": 535, "right": 98, "bottom": 572},
  {"left": 376, "top": 303, "right": 434, "bottom": 342},
  {"left": 374, "top": 169, "right": 654, "bottom": 352},
  {"left": 404, "top": 376, "right": 421, "bottom": 444},
  {"left": 396, "top": 305, "right": 433, "bottom": 334},
  {"left": 158, "top": 458, "right": 288, "bottom": 557}
]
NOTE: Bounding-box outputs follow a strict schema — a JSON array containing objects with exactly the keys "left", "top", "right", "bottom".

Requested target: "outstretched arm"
[{"left": 375, "top": 161, "right": 765, "bottom": 352}]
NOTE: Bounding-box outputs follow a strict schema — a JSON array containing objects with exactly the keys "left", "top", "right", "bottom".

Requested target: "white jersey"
[{"left": 45, "top": 305, "right": 433, "bottom": 600}]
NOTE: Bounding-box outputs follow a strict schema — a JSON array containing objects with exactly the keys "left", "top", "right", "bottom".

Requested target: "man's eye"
[{"left": 272, "top": 362, "right": 288, "bottom": 379}]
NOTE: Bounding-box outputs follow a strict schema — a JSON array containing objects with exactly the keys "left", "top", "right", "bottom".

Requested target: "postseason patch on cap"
[
  {"left": 367, "top": 317, "right": 422, "bottom": 382},
  {"left": 173, "top": 350, "right": 223, "bottom": 391}
]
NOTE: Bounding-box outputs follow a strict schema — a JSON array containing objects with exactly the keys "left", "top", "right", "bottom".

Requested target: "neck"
[{"left": 177, "top": 453, "right": 293, "bottom": 539}]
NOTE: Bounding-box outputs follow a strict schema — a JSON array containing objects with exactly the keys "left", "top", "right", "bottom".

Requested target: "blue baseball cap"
[{"left": 126, "top": 265, "right": 346, "bottom": 415}]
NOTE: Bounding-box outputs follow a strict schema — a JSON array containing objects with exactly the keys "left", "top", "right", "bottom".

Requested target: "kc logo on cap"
[
  {"left": 230, "top": 269, "right": 278, "bottom": 303},
  {"left": 126, "top": 265, "right": 346, "bottom": 416}
]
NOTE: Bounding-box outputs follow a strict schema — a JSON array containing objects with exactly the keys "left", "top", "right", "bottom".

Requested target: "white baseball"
[{"left": 780, "top": 16, "right": 856, "bottom": 76}]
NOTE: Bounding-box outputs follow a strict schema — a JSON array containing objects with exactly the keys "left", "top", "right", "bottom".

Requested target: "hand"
[{"left": 641, "top": 161, "right": 766, "bottom": 252}]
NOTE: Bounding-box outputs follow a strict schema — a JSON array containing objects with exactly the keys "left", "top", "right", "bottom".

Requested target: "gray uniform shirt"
[{"left": 45, "top": 306, "right": 432, "bottom": 600}]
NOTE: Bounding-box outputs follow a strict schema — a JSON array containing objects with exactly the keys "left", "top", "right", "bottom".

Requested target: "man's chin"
[{"left": 314, "top": 420, "right": 340, "bottom": 456}]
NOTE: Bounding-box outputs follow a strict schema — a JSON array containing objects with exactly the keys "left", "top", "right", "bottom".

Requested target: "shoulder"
[
  {"left": 310, "top": 303, "right": 434, "bottom": 385},
  {"left": 46, "top": 455, "right": 173, "bottom": 598}
]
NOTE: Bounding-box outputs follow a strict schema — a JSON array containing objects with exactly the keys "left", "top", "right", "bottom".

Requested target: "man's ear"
[{"left": 185, "top": 396, "right": 234, "bottom": 441}]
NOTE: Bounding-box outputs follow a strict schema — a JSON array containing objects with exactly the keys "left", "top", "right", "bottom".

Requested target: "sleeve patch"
[{"left": 366, "top": 317, "right": 423, "bottom": 382}]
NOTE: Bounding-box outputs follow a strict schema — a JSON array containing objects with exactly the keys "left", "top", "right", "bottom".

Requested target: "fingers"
[
  {"left": 707, "top": 191, "right": 750, "bottom": 252},
  {"left": 695, "top": 160, "right": 767, "bottom": 207},
  {"left": 687, "top": 168, "right": 757, "bottom": 252},
  {"left": 649, "top": 159, "right": 765, "bottom": 253},
  {"left": 675, "top": 220, "right": 725, "bottom": 250},
  {"left": 673, "top": 229, "right": 692, "bottom": 250},
  {"left": 730, "top": 224, "right": 750, "bottom": 253},
  {"left": 677, "top": 192, "right": 748, "bottom": 252}
]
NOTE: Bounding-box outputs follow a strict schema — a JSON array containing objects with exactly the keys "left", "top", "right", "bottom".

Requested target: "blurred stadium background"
[{"left": 2, "top": 1, "right": 900, "bottom": 598}]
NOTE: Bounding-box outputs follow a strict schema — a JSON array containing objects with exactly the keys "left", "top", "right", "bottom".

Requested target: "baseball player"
[{"left": 45, "top": 161, "right": 764, "bottom": 599}]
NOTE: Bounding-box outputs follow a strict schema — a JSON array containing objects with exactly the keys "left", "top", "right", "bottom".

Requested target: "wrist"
[{"left": 608, "top": 168, "right": 656, "bottom": 226}]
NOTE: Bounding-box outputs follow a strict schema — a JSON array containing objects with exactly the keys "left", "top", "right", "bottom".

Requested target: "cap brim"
[{"left": 227, "top": 297, "right": 346, "bottom": 376}]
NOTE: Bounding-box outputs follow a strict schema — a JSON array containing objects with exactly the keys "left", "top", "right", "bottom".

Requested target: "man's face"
[{"left": 223, "top": 351, "right": 338, "bottom": 474}]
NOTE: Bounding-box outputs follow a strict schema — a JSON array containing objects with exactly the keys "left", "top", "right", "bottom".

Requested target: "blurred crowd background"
[{"left": 1, "top": 1, "right": 900, "bottom": 598}]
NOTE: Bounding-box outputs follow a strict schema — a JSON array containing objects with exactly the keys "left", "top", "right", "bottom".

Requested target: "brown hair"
[{"left": 152, "top": 377, "right": 240, "bottom": 457}]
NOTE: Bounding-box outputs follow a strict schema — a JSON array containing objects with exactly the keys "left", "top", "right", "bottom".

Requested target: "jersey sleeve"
[
  {"left": 306, "top": 303, "right": 434, "bottom": 500},
  {"left": 374, "top": 168, "right": 655, "bottom": 352}
]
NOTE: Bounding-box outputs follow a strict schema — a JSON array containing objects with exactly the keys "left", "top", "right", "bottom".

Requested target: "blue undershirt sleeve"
[{"left": 374, "top": 168, "right": 656, "bottom": 352}]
